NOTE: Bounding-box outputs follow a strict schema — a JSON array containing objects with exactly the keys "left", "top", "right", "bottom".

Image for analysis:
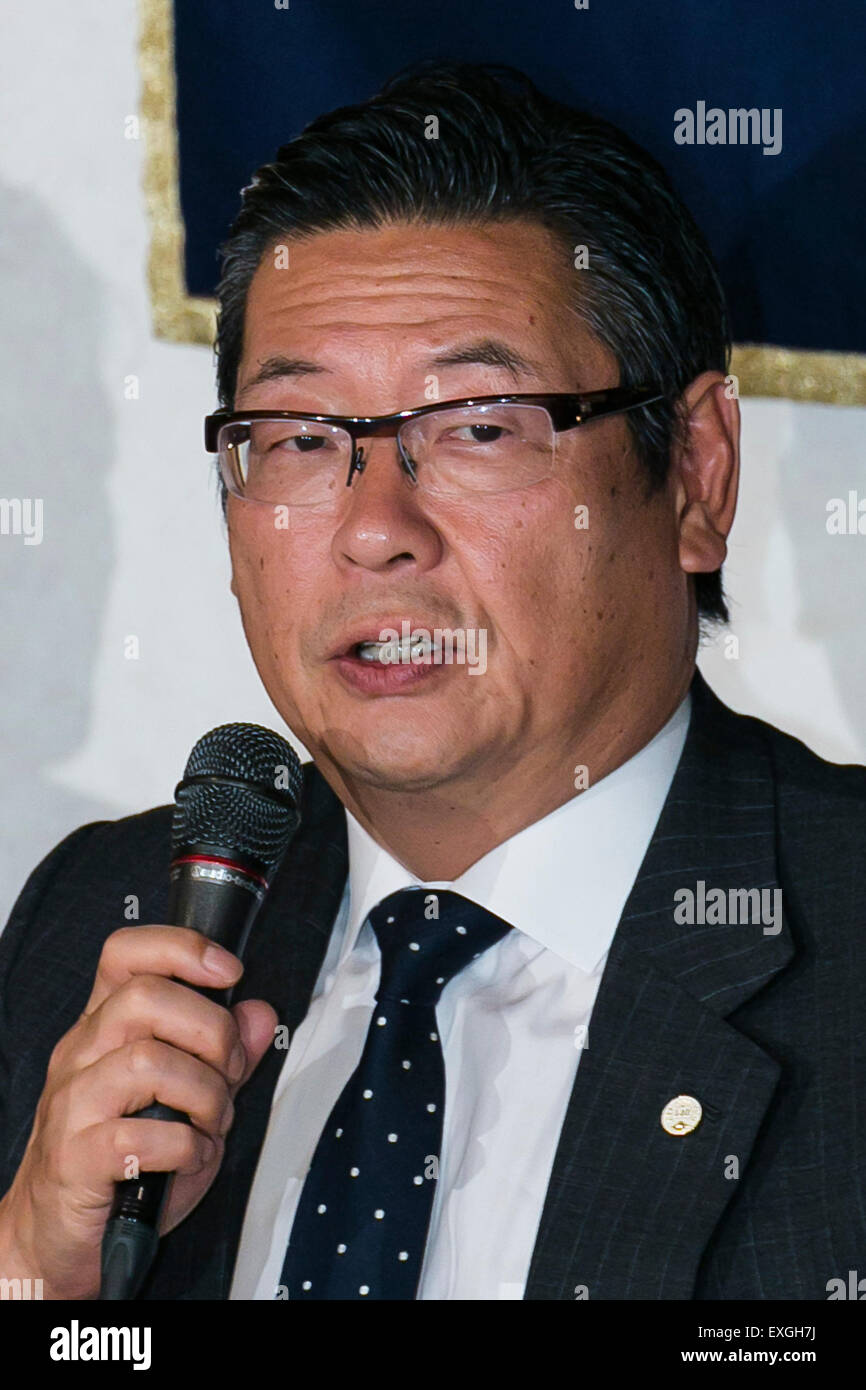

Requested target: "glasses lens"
[
  {"left": 400, "top": 403, "right": 555, "bottom": 495},
  {"left": 219, "top": 419, "right": 352, "bottom": 506}
]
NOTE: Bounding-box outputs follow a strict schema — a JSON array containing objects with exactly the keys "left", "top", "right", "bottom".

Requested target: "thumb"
[{"left": 230, "top": 998, "right": 279, "bottom": 1089}]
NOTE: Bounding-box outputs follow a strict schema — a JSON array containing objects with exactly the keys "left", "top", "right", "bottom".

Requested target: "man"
[{"left": 0, "top": 62, "right": 863, "bottom": 1301}]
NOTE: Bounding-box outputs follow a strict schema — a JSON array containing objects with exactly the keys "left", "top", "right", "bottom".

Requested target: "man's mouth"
[
  {"left": 329, "top": 618, "right": 447, "bottom": 664},
  {"left": 327, "top": 619, "right": 459, "bottom": 694}
]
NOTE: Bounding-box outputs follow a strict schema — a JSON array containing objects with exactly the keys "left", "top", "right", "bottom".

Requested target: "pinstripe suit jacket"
[{"left": 1, "top": 669, "right": 864, "bottom": 1299}]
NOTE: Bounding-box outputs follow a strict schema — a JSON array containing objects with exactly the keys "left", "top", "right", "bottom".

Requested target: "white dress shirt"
[{"left": 230, "top": 693, "right": 691, "bottom": 1300}]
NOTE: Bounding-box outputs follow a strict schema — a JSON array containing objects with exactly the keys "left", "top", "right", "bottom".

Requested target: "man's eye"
[
  {"left": 450, "top": 424, "right": 507, "bottom": 444},
  {"left": 284, "top": 434, "right": 328, "bottom": 452},
  {"left": 264, "top": 432, "right": 333, "bottom": 453}
]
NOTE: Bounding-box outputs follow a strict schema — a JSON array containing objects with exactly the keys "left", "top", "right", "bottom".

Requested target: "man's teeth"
[
  {"left": 356, "top": 635, "right": 437, "bottom": 662},
  {"left": 356, "top": 640, "right": 387, "bottom": 661}
]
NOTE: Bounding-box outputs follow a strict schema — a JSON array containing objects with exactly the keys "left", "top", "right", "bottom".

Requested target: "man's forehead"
[
  {"left": 245, "top": 221, "right": 565, "bottom": 314},
  {"left": 237, "top": 219, "right": 610, "bottom": 398}
]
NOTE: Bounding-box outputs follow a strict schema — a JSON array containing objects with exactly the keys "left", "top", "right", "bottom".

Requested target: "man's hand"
[{"left": 0, "top": 925, "right": 277, "bottom": 1299}]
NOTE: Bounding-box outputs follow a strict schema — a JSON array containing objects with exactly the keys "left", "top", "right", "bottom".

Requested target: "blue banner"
[{"left": 172, "top": 0, "right": 865, "bottom": 353}]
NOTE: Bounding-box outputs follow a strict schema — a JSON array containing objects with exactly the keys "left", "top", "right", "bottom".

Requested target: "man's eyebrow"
[
  {"left": 428, "top": 338, "right": 546, "bottom": 380},
  {"left": 236, "top": 339, "right": 543, "bottom": 401},
  {"left": 236, "top": 355, "right": 329, "bottom": 398}
]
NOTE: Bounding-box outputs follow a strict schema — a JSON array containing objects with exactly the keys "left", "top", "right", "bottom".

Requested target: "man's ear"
[
  {"left": 226, "top": 509, "right": 239, "bottom": 597},
  {"left": 228, "top": 529, "right": 239, "bottom": 597},
  {"left": 672, "top": 370, "right": 740, "bottom": 577}
]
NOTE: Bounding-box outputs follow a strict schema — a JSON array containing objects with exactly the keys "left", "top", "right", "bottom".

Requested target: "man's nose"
[{"left": 331, "top": 435, "right": 443, "bottom": 575}]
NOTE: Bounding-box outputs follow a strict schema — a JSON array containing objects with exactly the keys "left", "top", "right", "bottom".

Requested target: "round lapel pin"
[{"left": 661, "top": 1094, "right": 703, "bottom": 1135}]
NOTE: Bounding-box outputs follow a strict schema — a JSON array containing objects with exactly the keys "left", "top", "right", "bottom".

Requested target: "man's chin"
[
  {"left": 312, "top": 722, "right": 480, "bottom": 795},
  {"left": 343, "top": 762, "right": 460, "bottom": 794}
]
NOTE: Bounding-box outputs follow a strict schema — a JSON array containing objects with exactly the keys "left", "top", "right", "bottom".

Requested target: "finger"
[
  {"left": 230, "top": 999, "right": 280, "bottom": 1091},
  {"left": 72, "top": 974, "right": 245, "bottom": 1082},
  {"left": 56, "top": 1038, "right": 233, "bottom": 1140},
  {"left": 83, "top": 926, "right": 242, "bottom": 1016},
  {"left": 66, "top": 1117, "right": 220, "bottom": 1197}
]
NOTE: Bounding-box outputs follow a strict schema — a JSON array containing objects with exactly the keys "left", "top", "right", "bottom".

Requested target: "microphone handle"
[{"left": 99, "top": 855, "right": 267, "bottom": 1300}]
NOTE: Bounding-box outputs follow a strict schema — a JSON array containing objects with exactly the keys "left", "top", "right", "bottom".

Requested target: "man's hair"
[{"left": 215, "top": 61, "right": 732, "bottom": 621}]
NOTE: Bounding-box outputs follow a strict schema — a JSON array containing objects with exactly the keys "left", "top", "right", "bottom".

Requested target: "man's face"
[{"left": 228, "top": 219, "right": 688, "bottom": 804}]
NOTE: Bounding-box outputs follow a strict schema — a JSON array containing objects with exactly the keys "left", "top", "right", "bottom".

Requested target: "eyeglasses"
[{"left": 204, "top": 386, "right": 665, "bottom": 508}]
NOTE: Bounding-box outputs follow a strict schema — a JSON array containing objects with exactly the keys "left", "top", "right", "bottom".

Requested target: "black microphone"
[{"left": 99, "top": 722, "right": 303, "bottom": 1300}]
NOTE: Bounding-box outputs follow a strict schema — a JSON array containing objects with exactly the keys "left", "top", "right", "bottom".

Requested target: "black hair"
[{"left": 215, "top": 60, "right": 731, "bottom": 621}]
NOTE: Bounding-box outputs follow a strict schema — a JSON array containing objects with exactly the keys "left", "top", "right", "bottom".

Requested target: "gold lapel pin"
[{"left": 661, "top": 1094, "right": 703, "bottom": 1135}]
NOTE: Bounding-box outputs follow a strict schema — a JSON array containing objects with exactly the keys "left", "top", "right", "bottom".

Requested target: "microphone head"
[{"left": 171, "top": 723, "right": 303, "bottom": 878}]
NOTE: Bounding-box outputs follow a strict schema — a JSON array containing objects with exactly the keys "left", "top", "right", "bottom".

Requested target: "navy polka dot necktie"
[{"left": 278, "top": 887, "right": 512, "bottom": 1299}]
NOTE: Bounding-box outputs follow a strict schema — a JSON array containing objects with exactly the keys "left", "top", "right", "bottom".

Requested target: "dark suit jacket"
[{"left": 1, "top": 670, "right": 864, "bottom": 1299}]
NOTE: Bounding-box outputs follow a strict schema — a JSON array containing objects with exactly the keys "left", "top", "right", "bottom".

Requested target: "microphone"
[{"left": 99, "top": 722, "right": 303, "bottom": 1300}]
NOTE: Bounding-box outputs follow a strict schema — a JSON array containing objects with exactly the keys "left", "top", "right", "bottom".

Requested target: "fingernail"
[
  {"left": 220, "top": 1100, "right": 234, "bottom": 1136},
  {"left": 229, "top": 1042, "right": 246, "bottom": 1082},
  {"left": 204, "top": 944, "right": 237, "bottom": 977}
]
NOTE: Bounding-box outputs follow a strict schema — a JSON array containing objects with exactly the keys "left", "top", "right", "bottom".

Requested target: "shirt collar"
[{"left": 342, "top": 692, "right": 691, "bottom": 974}]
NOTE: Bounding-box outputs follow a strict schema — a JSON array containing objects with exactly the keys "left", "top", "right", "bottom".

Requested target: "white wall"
[{"left": 1, "top": 2, "right": 864, "bottom": 925}]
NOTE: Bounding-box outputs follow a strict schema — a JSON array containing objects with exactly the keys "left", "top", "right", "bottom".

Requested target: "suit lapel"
[{"left": 525, "top": 671, "right": 795, "bottom": 1299}]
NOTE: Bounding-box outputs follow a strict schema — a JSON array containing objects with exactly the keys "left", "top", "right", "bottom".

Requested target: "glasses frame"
[{"left": 204, "top": 386, "right": 666, "bottom": 499}]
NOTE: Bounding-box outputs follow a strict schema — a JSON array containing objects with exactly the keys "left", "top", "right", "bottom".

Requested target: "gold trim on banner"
[
  {"left": 139, "top": 0, "right": 215, "bottom": 345},
  {"left": 729, "top": 346, "right": 866, "bottom": 405},
  {"left": 138, "top": 0, "right": 866, "bottom": 405}
]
